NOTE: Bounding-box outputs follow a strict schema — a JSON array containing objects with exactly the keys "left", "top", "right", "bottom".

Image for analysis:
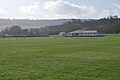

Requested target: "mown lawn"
[{"left": 0, "top": 34, "right": 120, "bottom": 80}]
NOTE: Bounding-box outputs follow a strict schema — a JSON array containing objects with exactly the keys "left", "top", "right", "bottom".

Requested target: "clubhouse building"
[{"left": 59, "top": 30, "right": 104, "bottom": 37}]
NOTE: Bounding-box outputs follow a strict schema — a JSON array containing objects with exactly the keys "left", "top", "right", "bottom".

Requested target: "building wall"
[{"left": 66, "top": 33, "right": 104, "bottom": 37}]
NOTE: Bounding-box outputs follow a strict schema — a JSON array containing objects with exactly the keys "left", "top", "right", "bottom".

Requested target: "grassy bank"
[{"left": 0, "top": 34, "right": 120, "bottom": 80}]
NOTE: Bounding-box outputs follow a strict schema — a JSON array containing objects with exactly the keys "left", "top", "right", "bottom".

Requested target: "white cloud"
[
  {"left": 98, "top": 10, "right": 114, "bottom": 18},
  {"left": 99, "top": 4, "right": 120, "bottom": 18},
  {"left": 19, "top": 0, "right": 95, "bottom": 19},
  {"left": 0, "top": 8, "right": 7, "bottom": 15},
  {"left": 97, "top": 4, "right": 120, "bottom": 18},
  {"left": 115, "top": 4, "right": 120, "bottom": 10},
  {"left": 43, "top": 0, "right": 95, "bottom": 18},
  {"left": 19, "top": 2, "right": 40, "bottom": 14},
  {"left": 18, "top": 0, "right": 120, "bottom": 19}
]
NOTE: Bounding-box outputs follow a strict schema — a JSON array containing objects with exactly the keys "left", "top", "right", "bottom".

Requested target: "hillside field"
[{"left": 0, "top": 34, "right": 120, "bottom": 80}]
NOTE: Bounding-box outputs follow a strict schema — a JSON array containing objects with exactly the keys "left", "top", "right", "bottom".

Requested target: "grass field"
[{"left": 0, "top": 34, "right": 120, "bottom": 80}]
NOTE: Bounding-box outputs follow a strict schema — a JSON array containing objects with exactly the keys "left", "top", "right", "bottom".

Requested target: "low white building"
[{"left": 59, "top": 30, "right": 104, "bottom": 37}]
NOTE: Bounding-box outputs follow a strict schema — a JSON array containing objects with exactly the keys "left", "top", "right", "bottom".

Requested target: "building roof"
[{"left": 69, "top": 30, "right": 97, "bottom": 33}]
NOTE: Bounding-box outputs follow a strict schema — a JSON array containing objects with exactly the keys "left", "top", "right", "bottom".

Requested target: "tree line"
[
  {"left": 0, "top": 15, "right": 120, "bottom": 37},
  {"left": 41, "top": 15, "right": 120, "bottom": 35},
  {"left": 0, "top": 25, "right": 49, "bottom": 37}
]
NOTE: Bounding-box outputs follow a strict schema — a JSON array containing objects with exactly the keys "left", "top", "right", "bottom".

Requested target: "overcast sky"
[{"left": 0, "top": 0, "right": 120, "bottom": 19}]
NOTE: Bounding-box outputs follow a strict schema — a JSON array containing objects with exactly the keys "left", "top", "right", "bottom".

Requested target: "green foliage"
[
  {"left": 44, "top": 17, "right": 120, "bottom": 35},
  {"left": 9, "top": 25, "right": 22, "bottom": 35},
  {"left": 0, "top": 34, "right": 120, "bottom": 80}
]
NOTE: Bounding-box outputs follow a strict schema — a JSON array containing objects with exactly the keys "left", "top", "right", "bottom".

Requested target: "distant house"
[
  {"left": 59, "top": 32, "right": 67, "bottom": 37},
  {"left": 59, "top": 30, "right": 104, "bottom": 37}
]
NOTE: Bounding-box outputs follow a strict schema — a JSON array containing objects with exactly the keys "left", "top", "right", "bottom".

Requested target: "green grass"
[{"left": 0, "top": 34, "right": 120, "bottom": 80}]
